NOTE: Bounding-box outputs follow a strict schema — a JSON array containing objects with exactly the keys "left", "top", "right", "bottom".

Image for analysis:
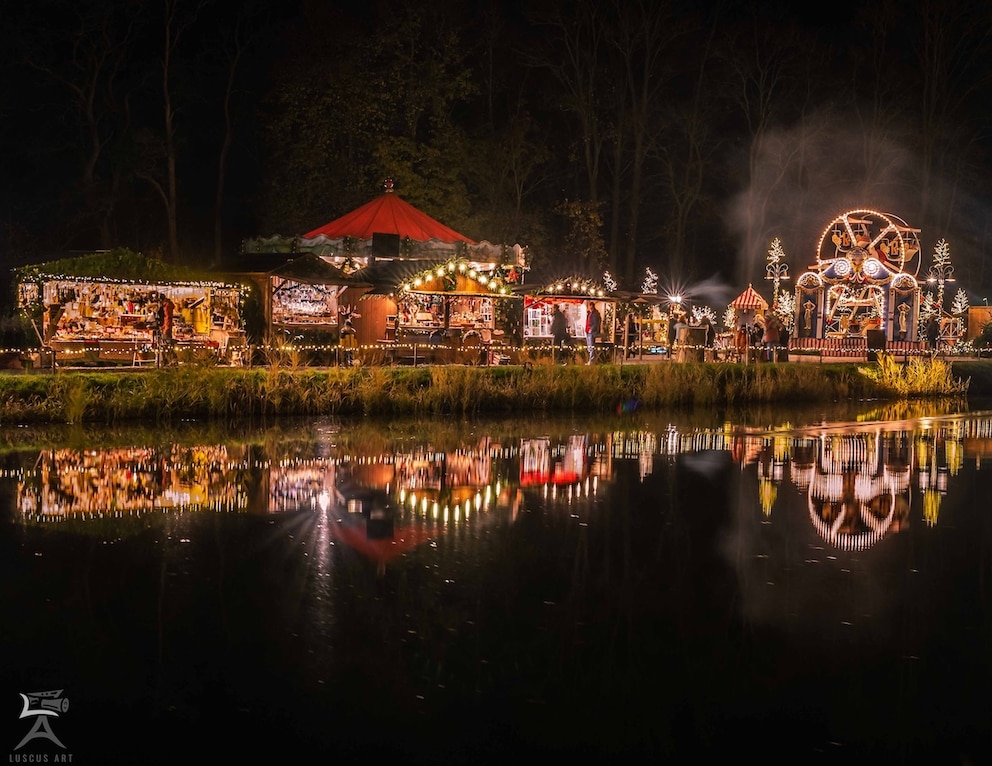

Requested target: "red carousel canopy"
[{"left": 303, "top": 189, "right": 476, "bottom": 244}]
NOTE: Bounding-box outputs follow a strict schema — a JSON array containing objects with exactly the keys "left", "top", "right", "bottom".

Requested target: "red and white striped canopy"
[{"left": 730, "top": 284, "right": 769, "bottom": 311}]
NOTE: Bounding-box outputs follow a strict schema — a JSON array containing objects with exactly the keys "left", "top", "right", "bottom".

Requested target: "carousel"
[
  {"left": 790, "top": 209, "right": 926, "bottom": 355},
  {"left": 240, "top": 180, "right": 528, "bottom": 359}
]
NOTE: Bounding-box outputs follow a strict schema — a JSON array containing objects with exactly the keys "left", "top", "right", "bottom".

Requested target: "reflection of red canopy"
[
  {"left": 552, "top": 469, "right": 581, "bottom": 484},
  {"left": 730, "top": 284, "right": 769, "bottom": 311},
  {"left": 303, "top": 191, "right": 475, "bottom": 244},
  {"left": 331, "top": 521, "right": 435, "bottom": 565},
  {"left": 520, "top": 469, "right": 550, "bottom": 486}
]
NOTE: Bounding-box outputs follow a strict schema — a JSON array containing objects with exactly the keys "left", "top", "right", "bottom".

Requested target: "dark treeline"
[{"left": 2, "top": 0, "right": 992, "bottom": 307}]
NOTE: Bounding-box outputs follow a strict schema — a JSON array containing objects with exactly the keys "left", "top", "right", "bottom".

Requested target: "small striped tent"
[{"left": 729, "top": 283, "right": 769, "bottom": 312}]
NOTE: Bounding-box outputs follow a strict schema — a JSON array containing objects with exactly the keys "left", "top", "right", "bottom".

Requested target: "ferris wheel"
[{"left": 816, "top": 209, "right": 922, "bottom": 279}]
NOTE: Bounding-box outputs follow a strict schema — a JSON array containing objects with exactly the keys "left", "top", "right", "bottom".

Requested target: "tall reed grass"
[
  {"left": 0, "top": 357, "right": 974, "bottom": 425},
  {"left": 857, "top": 352, "right": 970, "bottom": 397}
]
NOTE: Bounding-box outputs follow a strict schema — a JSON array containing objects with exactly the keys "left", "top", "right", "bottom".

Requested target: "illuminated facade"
[{"left": 792, "top": 210, "right": 924, "bottom": 348}]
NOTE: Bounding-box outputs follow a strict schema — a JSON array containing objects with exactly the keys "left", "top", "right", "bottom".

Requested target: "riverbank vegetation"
[{"left": 0, "top": 354, "right": 976, "bottom": 425}]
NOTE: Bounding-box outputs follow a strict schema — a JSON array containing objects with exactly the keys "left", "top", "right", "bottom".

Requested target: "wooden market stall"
[
  {"left": 515, "top": 277, "right": 618, "bottom": 361},
  {"left": 16, "top": 252, "right": 246, "bottom": 366},
  {"left": 354, "top": 258, "right": 519, "bottom": 364},
  {"left": 264, "top": 254, "right": 370, "bottom": 329},
  {"left": 612, "top": 291, "right": 668, "bottom": 359},
  {"left": 726, "top": 283, "right": 769, "bottom": 361}
]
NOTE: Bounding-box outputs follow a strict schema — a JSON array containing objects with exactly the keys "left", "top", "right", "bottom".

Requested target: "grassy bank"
[{"left": 0, "top": 354, "right": 975, "bottom": 425}]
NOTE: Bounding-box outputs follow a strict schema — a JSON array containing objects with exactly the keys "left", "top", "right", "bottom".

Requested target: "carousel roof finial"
[{"left": 383, "top": 178, "right": 395, "bottom": 193}]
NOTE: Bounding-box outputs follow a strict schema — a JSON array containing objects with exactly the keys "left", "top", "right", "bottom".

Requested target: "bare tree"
[
  {"left": 915, "top": 0, "right": 992, "bottom": 233},
  {"left": 721, "top": 10, "right": 814, "bottom": 284},
  {"left": 526, "top": 0, "right": 609, "bottom": 210},
  {"left": 23, "top": 3, "right": 142, "bottom": 249},
  {"left": 156, "top": 0, "right": 207, "bottom": 263},
  {"left": 211, "top": 4, "right": 264, "bottom": 266},
  {"left": 609, "top": 0, "right": 679, "bottom": 285},
  {"left": 656, "top": 9, "right": 719, "bottom": 280}
]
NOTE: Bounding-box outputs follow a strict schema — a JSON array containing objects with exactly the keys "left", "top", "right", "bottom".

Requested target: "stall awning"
[
  {"left": 355, "top": 260, "right": 514, "bottom": 298},
  {"left": 268, "top": 253, "right": 371, "bottom": 288},
  {"left": 729, "top": 284, "right": 769, "bottom": 311},
  {"left": 353, "top": 260, "right": 447, "bottom": 296}
]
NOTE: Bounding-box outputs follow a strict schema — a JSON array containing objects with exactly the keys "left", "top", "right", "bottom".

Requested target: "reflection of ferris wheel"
[{"left": 816, "top": 209, "right": 922, "bottom": 278}]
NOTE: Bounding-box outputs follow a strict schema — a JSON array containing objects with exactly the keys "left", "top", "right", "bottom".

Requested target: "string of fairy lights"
[
  {"left": 3, "top": 340, "right": 948, "bottom": 361},
  {"left": 400, "top": 258, "right": 513, "bottom": 294}
]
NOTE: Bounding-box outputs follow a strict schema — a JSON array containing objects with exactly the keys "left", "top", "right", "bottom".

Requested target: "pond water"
[{"left": 2, "top": 399, "right": 992, "bottom": 764}]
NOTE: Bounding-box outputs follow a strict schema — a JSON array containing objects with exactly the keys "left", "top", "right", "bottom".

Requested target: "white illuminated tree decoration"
[
  {"left": 641, "top": 267, "right": 658, "bottom": 294},
  {"left": 927, "top": 238, "right": 954, "bottom": 309},
  {"left": 723, "top": 305, "right": 736, "bottom": 330},
  {"left": 765, "top": 237, "right": 790, "bottom": 307},
  {"left": 691, "top": 305, "right": 717, "bottom": 324},
  {"left": 602, "top": 270, "right": 618, "bottom": 292},
  {"left": 952, "top": 288, "right": 969, "bottom": 315},
  {"left": 775, "top": 291, "right": 795, "bottom": 331},
  {"left": 918, "top": 292, "right": 938, "bottom": 337}
]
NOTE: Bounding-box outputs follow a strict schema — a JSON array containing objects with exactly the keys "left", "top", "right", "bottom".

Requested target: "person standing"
[
  {"left": 159, "top": 294, "right": 175, "bottom": 341},
  {"left": 673, "top": 314, "right": 689, "bottom": 362},
  {"left": 762, "top": 311, "right": 781, "bottom": 362},
  {"left": 550, "top": 304, "right": 571, "bottom": 364},
  {"left": 926, "top": 314, "right": 940, "bottom": 351},
  {"left": 585, "top": 301, "right": 602, "bottom": 364},
  {"left": 156, "top": 293, "right": 176, "bottom": 366},
  {"left": 702, "top": 316, "right": 716, "bottom": 361}
]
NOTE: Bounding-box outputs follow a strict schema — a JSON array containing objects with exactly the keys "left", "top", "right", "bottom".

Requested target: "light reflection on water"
[{"left": 2, "top": 401, "right": 992, "bottom": 763}]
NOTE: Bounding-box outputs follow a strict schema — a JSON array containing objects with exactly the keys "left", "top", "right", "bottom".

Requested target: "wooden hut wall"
[
  {"left": 967, "top": 307, "right": 992, "bottom": 341},
  {"left": 352, "top": 291, "right": 396, "bottom": 346}
]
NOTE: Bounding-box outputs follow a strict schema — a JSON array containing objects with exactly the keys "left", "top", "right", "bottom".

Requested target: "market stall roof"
[
  {"left": 356, "top": 259, "right": 514, "bottom": 297},
  {"left": 302, "top": 187, "right": 476, "bottom": 244},
  {"left": 269, "top": 253, "right": 371, "bottom": 288},
  {"left": 354, "top": 260, "right": 447, "bottom": 296},
  {"left": 17, "top": 249, "right": 211, "bottom": 284},
  {"left": 729, "top": 283, "right": 769, "bottom": 311},
  {"left": 613, "top": 290, "right": 665, "bottom": 305},
  {"left": 510, "top": 275, "right": 613, "bottom": 299}
]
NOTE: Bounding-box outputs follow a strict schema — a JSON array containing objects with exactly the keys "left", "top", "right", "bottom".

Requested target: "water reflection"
[
  {"left": 6, "top": 406, "right": 992, "bottom": 557},
  {"left": 3, "top": 403, "right": 992, "bottom": 761}
]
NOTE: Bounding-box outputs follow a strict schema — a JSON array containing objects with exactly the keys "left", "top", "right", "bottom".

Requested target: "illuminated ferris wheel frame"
[{"left": 815, "top": 209, "right": 922, "bottom": 279}]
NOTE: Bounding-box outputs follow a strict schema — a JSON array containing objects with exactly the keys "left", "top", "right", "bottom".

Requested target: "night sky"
[{"left": 2, "top": 0, "right": 991, "bottom": 309}]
